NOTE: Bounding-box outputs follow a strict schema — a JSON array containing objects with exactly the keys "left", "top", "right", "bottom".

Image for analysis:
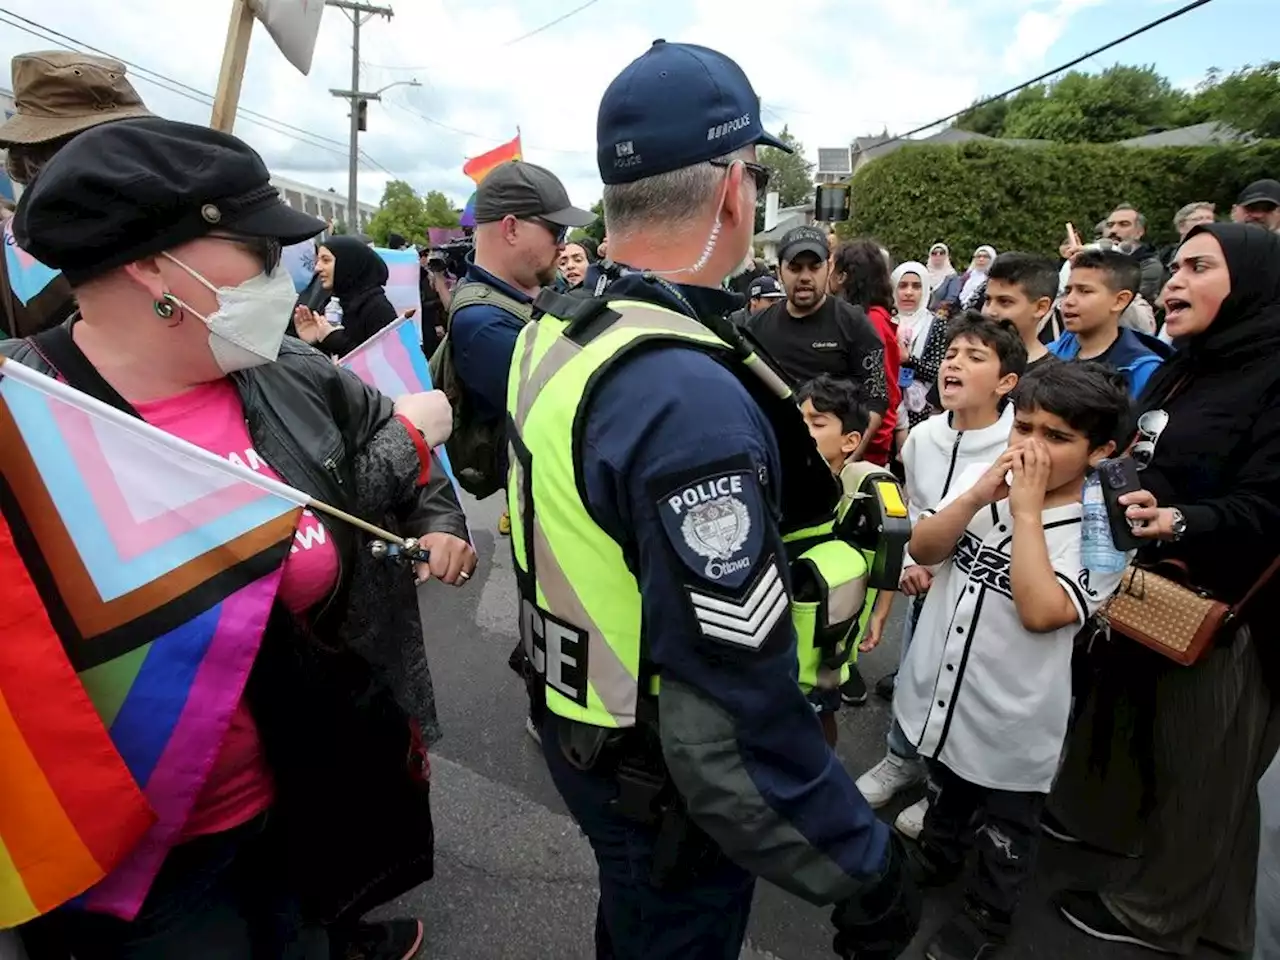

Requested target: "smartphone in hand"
[{"left": 1097, "top": 456, "right": 1145, "bottom": 551}]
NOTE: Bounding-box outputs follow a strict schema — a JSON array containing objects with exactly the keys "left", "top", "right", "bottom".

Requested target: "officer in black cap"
[
  {"left": 505, "top": 40, "right": 920, "bottom": 960},
  {"left": 3, "top": 116, "right": 471, "bottom": 960}
]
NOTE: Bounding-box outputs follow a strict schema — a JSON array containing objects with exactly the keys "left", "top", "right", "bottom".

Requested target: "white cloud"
[{"left": 0, "top": 0, "right": 1123, "bottom": 213}]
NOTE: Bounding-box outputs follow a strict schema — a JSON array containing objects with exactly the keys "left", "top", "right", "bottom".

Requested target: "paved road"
[{"left": 382, "top": 492, "right": 1230, "bottom": 960}]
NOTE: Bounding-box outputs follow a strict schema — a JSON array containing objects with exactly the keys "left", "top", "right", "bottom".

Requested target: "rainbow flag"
[
  {"left": 0, "top": 358, "right": 307, "bottom": 926},
  {"left": 462, "top": 132, "right": 522, "bottom": 186},
  {"left": 460, "top": 191, "right": 477, "bottom": 229},
  {"left": 339, "top": 315, "right": 458, "bottom": 489}
]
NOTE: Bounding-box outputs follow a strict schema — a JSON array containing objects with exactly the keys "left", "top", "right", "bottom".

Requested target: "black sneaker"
[
  {"left": 333, "top": 919, "right": 424, "bottom": 960},
  {"left": 840, "top": 664, "right": 868, "bottom": 705},
  {"left": 874, "top": 670, "right": 897, "bottom": 701},
  {"left": 926, "top": 908, "right": 1005, "bottom": 960},
  {"left": 1054, "top": 891, "right": 1173, "bottom": 953}
]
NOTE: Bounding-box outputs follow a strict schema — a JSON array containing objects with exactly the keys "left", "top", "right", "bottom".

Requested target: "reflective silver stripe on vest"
[
  {"left": 531, "top": 515, "right": 638, "bottom": 725},
  {"left": 516, "top": 334, "right": 581, "bottom": 431},
  {"left": 828, "top": 578, "right": 867, "bottom": 626}
]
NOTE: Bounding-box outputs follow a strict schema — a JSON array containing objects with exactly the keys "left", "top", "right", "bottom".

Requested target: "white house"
[{"left": 270, "top": 174, "right": 377, "bottom": 233}]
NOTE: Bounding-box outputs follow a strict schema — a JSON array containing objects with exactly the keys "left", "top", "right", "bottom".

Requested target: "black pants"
[
  {"left": 540, "top": 716, "right": 755, "bottom": 960},
  {"left": 919, "top": 759, "right": 1045, "bottom": 934},
  {"left": 22, "top": 813, "right": 326, "bottom": 960}
]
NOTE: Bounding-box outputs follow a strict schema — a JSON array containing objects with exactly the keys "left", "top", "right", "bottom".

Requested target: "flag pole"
[
  {"left": 306, "top": 497, "right": 422, "bottom": 550},
  {"left": 211, "top": 0, "right": 256, "bottom": 132}
]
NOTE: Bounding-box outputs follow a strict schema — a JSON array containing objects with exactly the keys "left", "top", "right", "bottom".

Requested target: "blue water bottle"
[{"left": 1081, "top": 472, "right": 1127, "bottom": 573}]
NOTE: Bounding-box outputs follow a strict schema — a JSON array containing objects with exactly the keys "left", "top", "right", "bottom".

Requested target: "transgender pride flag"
[
  {"left": 0, "top": 358, "right": 306, "bottom": 926},
  {"left": 339, "top": 316, "right": 459, "bottom": 487}
]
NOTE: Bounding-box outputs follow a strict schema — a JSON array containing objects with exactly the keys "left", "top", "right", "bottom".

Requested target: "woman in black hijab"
[
  {"left": 1050, "top": 224, "right": 1280, "bottom": 956},
  {"left": 293, "top": 235, "right": 397, "bottom": 356}
]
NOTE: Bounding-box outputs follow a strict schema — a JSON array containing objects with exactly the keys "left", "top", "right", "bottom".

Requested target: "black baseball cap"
[
  {"left": 1237, "top": 179, "right": 1280, "bottom": 209},
  {"left": 474, "top": 161, "right": 595, "bottom": 228},
  {"left": 14, "top": 117, "right": 323, "bottom": 284},
  {"left": 748, "top": 276, "right": 785, "bottom": 300},
  {"left": 778, "top": 225, "right": 829, "bottom": 263},
  {"left": 597, "top": 40, "right": 790, "bottom": 185}
]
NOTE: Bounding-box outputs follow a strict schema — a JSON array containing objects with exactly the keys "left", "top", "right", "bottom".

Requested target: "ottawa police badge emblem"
[{"left": 681, "top": 496, "right": 751, "bottom": 563}]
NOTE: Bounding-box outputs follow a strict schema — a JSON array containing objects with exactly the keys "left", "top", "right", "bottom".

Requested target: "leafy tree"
[
  {"left": 422, "top": 189, "right": 461, "bottom": 228},
  {"left": 569, "top": 200, "right": 606, "bottom": 248},
  {"left": 846, "top": 138, "right": 1280, "bottom": 262},
  {"left": 367, "top": 180, "right": 431, "bottom": 246},
  {"left": 1181, "top": 61, "right": 1280, "bottom": 139},
  {"left": 756, "top": 126, "right": 814, "bottom": 230},
  {"left": 1001, "top": 66, "right": 1185, "bottom": 143},
  {"left": 954, "top": 98, "right": 1010, "bottom": 137}
]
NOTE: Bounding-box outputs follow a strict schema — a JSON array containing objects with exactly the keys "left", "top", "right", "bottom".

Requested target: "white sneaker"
[
  {"left": 525, "top": 715, "right": 542, "bottom": 746},
  {"left": 894, "top": 798, "right": 929, "bottom": 839},
  {"left": 856, "top": 753, "right": 926, "bottom": 808}
]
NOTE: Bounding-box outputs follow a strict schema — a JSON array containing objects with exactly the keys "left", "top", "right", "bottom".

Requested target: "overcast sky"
[{"left": 0, "top": 0, "right": 1273, "bottom": 212}]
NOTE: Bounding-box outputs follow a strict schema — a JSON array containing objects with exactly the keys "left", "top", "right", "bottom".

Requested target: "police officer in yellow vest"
[{"left": 507, "top": 40, "right": 920, "bottom": 960}]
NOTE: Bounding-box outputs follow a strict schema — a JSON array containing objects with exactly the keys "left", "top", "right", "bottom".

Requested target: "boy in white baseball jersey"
[
  {"left": 896, "top": 362, "right": 1131, "bottom": 960},
  {"left": 857, "top": 313, "right": 1026, "bottom": 834}
]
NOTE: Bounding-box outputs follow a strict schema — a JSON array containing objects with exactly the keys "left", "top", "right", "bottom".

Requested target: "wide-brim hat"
[{"left": 0, "top": 51, "right": 151, "bottom": 146}]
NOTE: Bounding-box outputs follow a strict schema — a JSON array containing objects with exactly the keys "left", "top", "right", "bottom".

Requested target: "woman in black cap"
[
  {"left": 4, "top": 117, "right": 474, "bottom": 960},
  {"left": 295, "top": 235, "right": 399, "bottom": 356}
]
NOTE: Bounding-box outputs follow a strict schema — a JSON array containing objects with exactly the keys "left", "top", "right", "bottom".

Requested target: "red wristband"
[{"left": 394, "top": 414, "right": 432, "bottom": 486}]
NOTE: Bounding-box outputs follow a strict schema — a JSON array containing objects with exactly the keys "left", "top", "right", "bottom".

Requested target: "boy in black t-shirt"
[{"left": 981, "top": 253, "right": 1059, "bottom": 372}]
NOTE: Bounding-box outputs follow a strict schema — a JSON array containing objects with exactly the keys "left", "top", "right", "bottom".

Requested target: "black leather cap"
[{"left": 14, "top": 117, "right": 324, "bottom": 284}]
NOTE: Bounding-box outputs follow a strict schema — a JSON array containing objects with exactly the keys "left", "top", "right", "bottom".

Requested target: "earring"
[{"left": 153, "top": 294, "right": 177, "bottom": 320}]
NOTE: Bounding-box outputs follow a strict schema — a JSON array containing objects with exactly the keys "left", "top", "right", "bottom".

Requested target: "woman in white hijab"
[
  {"left": 958, "top": 244, "right": 996, "bottom": 308},
  {"left": 926, "top": 242, "right": 955, "bottom": 290},
  {"left": 892, "top": 261, "right": 949, "bottom": 430}
]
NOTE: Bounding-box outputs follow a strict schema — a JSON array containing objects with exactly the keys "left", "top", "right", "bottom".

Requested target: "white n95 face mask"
[{"left": 163, "top": 253, "right": 299, "bottom": 374}]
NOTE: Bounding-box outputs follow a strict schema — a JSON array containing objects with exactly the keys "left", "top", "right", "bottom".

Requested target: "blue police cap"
[{"left": 597, "top": 40, "right": 791, "bottom": 186}]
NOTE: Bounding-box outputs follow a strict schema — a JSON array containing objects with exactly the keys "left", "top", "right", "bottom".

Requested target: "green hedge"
[{"left": 840, "top": 139, "right": 1280, "bottom": 261}]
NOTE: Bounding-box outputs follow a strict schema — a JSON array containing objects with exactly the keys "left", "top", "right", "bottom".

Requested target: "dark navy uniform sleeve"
[
  {"left": 580, "top": 345, "right": 890, "bottom": 905},
  {"left": 449, "top": 302, "right": 525, "bottom": 423}
]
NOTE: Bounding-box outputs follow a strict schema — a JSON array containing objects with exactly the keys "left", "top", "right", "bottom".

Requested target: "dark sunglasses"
[
  {"left": 708, "top": 158, "right": 770, "bottom": 193},
  {"left": 523, "top": 217, "right": 570, "bottom": 244},
  {"left": 207, "top": 233, "right": 283, "bottom": 273}
]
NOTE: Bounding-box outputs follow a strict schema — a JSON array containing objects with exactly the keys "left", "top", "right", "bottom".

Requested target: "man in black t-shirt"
[{"left": 747, "top": 225, "right": 889, "bottom": 452}]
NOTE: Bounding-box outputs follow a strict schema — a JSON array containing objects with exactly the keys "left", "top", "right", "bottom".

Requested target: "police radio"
[{"left": 833, "top": 461, "right": 911, "bottom": 590}]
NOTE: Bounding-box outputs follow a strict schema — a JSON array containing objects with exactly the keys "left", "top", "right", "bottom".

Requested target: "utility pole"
[{"left": 327, "top": 0, "right": 393, "bottom": 233}]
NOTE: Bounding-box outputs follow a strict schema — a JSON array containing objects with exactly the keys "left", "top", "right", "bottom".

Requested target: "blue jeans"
[
  {"left": 541, "top": 716, "right": 756, "bottom": 960},
  {"left": 887, "top": 596, "right": 924, "bottom": 762},
  {"left": 23, "top": 813, "right": 326, "bottom": 960}
]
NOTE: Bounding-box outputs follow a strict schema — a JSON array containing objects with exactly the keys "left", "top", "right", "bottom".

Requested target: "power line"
[
  {"left": 851, "top": 0, "right": 1218, "bottom": 155},
  {"left": 504, "top": 0, "right": 601, "bottom": 46},
  {"left": 0, "top": 8, "right": 399, "bottom": 176},
  {"left": 381, "top": 95, "right": 591, "bottom": 156}
]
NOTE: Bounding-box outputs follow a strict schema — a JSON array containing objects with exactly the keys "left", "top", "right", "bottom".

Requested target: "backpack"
[{"left": 429, "top": 281, "right": 534, "bottom": 499}]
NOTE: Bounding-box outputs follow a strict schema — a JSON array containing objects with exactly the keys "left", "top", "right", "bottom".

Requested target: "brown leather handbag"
[{"left": 1101, "top": 556, "right": 1280, "bottom": 666}]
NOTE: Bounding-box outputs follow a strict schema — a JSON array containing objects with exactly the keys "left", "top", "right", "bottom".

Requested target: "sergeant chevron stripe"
[{"left": 689, "top": 562, "right": 788, "bottom": 649}]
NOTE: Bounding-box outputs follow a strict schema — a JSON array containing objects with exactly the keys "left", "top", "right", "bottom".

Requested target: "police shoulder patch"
[{"left": 656, "top": 465, "right": 765, "bottom": 592}]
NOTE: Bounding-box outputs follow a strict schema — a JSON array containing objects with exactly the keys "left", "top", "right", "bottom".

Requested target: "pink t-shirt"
[{"left": 134, "top": 379, "right": 342, "bottom": 838}]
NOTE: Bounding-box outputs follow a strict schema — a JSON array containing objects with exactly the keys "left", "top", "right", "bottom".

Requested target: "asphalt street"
[{"left": 383, "top": 490, "right": 1233, "bottom": 960}]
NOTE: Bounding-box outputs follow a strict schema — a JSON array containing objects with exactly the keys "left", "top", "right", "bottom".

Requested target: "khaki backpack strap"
[{"left": 446, "top": 280, "right": 536, "bottom": 328}]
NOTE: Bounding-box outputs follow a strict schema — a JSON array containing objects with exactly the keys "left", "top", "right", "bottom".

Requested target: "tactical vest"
[
  {"left": 785, "top": 461, "right": 912, "bottom": 699},
  {"left": 507, "top": 292, "right": 903, "bottom": 729}
]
